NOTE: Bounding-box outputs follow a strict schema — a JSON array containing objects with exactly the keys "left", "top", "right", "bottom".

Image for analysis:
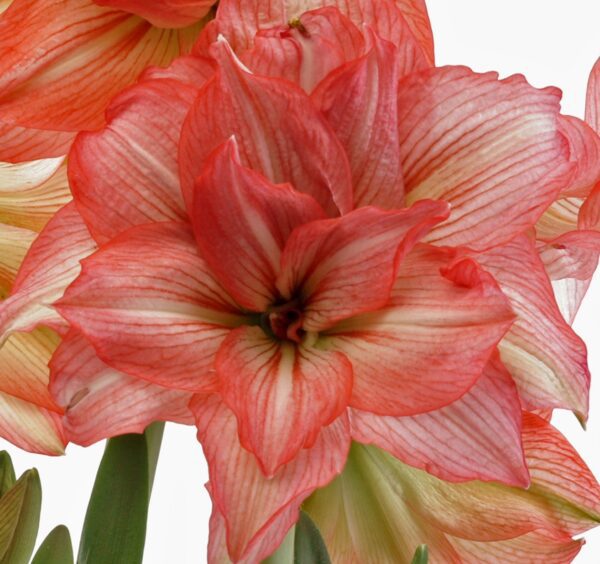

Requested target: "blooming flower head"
[{"left": 1, "top": 0, "right": 600, "bottom": 562}]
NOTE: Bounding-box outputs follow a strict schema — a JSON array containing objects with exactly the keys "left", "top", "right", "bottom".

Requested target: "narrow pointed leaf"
[
  {"left": 77, "top": 423, "right": 164, "bottom": 564},
  {"left": 0, "top": 469, "right": 41, "bottom": 564},
  {"left": 0, "top": 452, "right": 15, "bottom": 497},
  {"left": 32, "top": 525, "right": 74, "bottom": 564},
  {"left": 293, "top": 511, "right": 331, "bottom": 564}
]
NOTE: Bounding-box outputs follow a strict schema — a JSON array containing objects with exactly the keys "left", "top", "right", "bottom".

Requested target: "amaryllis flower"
[
  {"left": 1, "top": 0, "right": 600, "bottom": 562},
  {"left": 0, "top": 157, "right": 69, "bottom": 453},
  {"left": 0, "top": 0, "right": 218, "bottom": 162}
]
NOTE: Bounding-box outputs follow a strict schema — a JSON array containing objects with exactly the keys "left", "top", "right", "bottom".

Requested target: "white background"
[{"left": 1, "top": 1, "right": 600, "bottom": 562}]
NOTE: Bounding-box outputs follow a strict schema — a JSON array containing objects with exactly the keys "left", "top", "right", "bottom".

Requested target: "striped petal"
[
  {"left": 0, "top": 328, "right": 61, "bottom": 412},
  {"left": 0, "top": 158, "right": 70, "bottom": 232},
  {"left": 312, "top": 31, "right": 406, "bottom": 209},
  {"left": 196, "top": 0, "right": 434, "bottom": 66},
  {"left": 0, "top": 392, "right": 65, "bottom": 455},
  {"left": 0, "top": 225, "right": 35, "bottom": 298},
  {"left": 93, "top": 0, "right": 215, "bottom": 28},
  {"left": 477, "top": 236, "right": 590, "bottom": 419},
  {"left": 277, "top": 202, "right": 450, "bottom": 332},
  {"left": 216, "top": 326, "right": 352, "bottom": 475},
  {"left": 179, "top": 37, "right": 353, "bottom": 216},
  {"left": 400, "top": 67, "right": 573, "bottom": 250},
  {"left": 57, "top": 222, "right": 243, "bottom": 391},
  {"left": 0, "top": 0, "right": 203, "bottom": 132},
  {"left": 69, "top": 58, "right": 214, "bottom": 243},
  {"left": 323, "top": 245, "right": 514, "bottom": 416},
  {"left": 0, "top": 203, "right": 97, "bottom": 341},
  {"left": 0, "top": 123, "right": 74, "bottom": 163},
  {"left": 50, "top": 330, "right": 193, "bottom": 446},
  {"left": 192, "top": 394, "right": 350, "bottom": 562},
  {"left": 586, "top": 57, "right": 600, "bottom": 134},
  {"left": 537, "top": 230, "right": 600, "bottom": 281},
  {"left": 192, "top": 139, "right": 325, "bottom": 312},
  {"left": 242, "top": 8, "right": 365, "bottom": 92},
  {"left": 350, "top": 352, "right": 528, "bottom": 487}
]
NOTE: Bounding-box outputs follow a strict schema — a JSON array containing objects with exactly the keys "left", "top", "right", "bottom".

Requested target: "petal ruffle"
[
  {"left": 0, "top": 203, "right": 96, "bottom": 341},
  {"left": 277, "top": 201, "right": 450, "bottom": 332},
  {"left": 312, "top": 31, "right": 406, "bottom": 209},
  {"left": 216, "top": 326, "right": 352, "bottom": 475},
  {"left": 324, "top": 244, "right": 514, "bottom": 416},
  {"left": 477, "top": 235, "right": 590, "bottom": 418},
  {"left": 0, "top": 0, "right": 202, "bottom": 132},
  {"left": 193, "top": 394, "right": 350, "bottom": 562},
  {"left": 400, "top": 67, "right": 573, "bottom": 250},
  {"left": 57, "top": 222, "right": 243, "bottom": 391},
  {"left": 93, "top": 0, "right": 214, "bottom": 28},
  {"left": 180, "top": 37, "right": 353, "bottom": 216},
  {"left": 350, "top": 352, "right": 528, "bottom": 487},
  {"left": 69, "top": 59, "right": 213, "bottom": 243},
  {"left": 196, "top": 0, "right": 434, "bottom": 66},
  {"left": 192, "top": 139, "right": 325, "bottom": 312},
  {"left": 50, "top": 330, "right": 193, "bottom": 445}
]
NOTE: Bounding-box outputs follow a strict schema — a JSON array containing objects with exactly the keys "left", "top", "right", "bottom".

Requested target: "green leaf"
[
  {"left": 0, "top": 468, "right": 41, "bottom": 564},
  {"left": 32, "top": 525, "right": 74, "bottom": 564},
  {"left": 293, "top": 511, "right": 331, "bottom": 564},
  {"left": 411, "top": 544, "right": 429, "bottom": 564},
  {"left": 77, "top": 422, "right": 164, "bottom": 564},
  {"left": 0, "top": 452, "right": 16, "bottom": 498}
]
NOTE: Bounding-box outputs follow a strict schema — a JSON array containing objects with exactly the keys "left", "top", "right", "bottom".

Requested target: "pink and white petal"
[
  {"left": 538, "top": 230, "right": 600, "bottom": 281},
  {"left": 69, "top": 74, "right": 205, "bottom": 243},
  {"left": 0, "top": 123, "right": 74, "bottom": 163},
  {"left": 192, "top": 394, "right": 350, "bottom": 562},
  {"left": 192, "top": 139, "right": 326, "bottom": 311},
  {"left": 57, "top": 222, "right": 243, "bottom": 392},
  {"left": 0, "top": 225, "right": 36, "bottom": 297},
  {"left": 558, "top": 115, "right": 600, "bottom": 197},
  {"left": 50, "top": 330, "right": 193, "bottom": 446},
  {"left": 350, "top": 352, "right": 529, "bottom": 487},
  {"left": 240, "top": 8, "right": 366, "bottom": 93},
  {"left": 0, "top": 328, "right": 61, "bottom": 412},
  {"left": 400, "top": 67, "right": 573, "bottom": 250},
  {"left": 0, "top": 158, "right": 70, "bottom": 232},
  {"left": 216, "top": 326, "right": 352, "bottom": 475},
  {"left": 93, "top": 0, "right": 214, "bottom": 28},
  {"left": 0, "top": 0, "right": 202, "bottom": 132},
  {"left": 197, "top": 0, "right": 434, "bottom": 66},
  {"left": 312, "top": 31, "right": 406, "bottom": 209},
  {"left": 0, "top": 392, "right": 65, "bottom": 455},
  {"left": 450, "top": 530, "right": 583, "bottom": 564},
  {"left": 586, "top": 58, "right": 600, "bottom": 134},
  {"left": 552, "top": 277, "right": 592, "bottom": 326},
  {"left": 180, "top": 37, "right": 353, "bottom": 216},
  {"left": 0, "top": 203, "right": 97, "bottom": 341},
  {"left": 477, "top": 236, "right": 590, "bottom": 419},
  {"left": 324, "top": 245, "right": 514, "bottom": 416},
  {"left": 277, "top": 201, "right": 450, "bottom": 331}
]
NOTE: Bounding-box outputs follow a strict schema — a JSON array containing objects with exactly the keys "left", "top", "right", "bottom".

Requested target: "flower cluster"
[{"left": 0, "top": 0, "right": 600, "bottom": 562}]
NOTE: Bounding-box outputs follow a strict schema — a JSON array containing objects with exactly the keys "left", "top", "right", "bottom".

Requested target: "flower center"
[{"left": 262, "top": 301, "right": 305, "bottom": 343}]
